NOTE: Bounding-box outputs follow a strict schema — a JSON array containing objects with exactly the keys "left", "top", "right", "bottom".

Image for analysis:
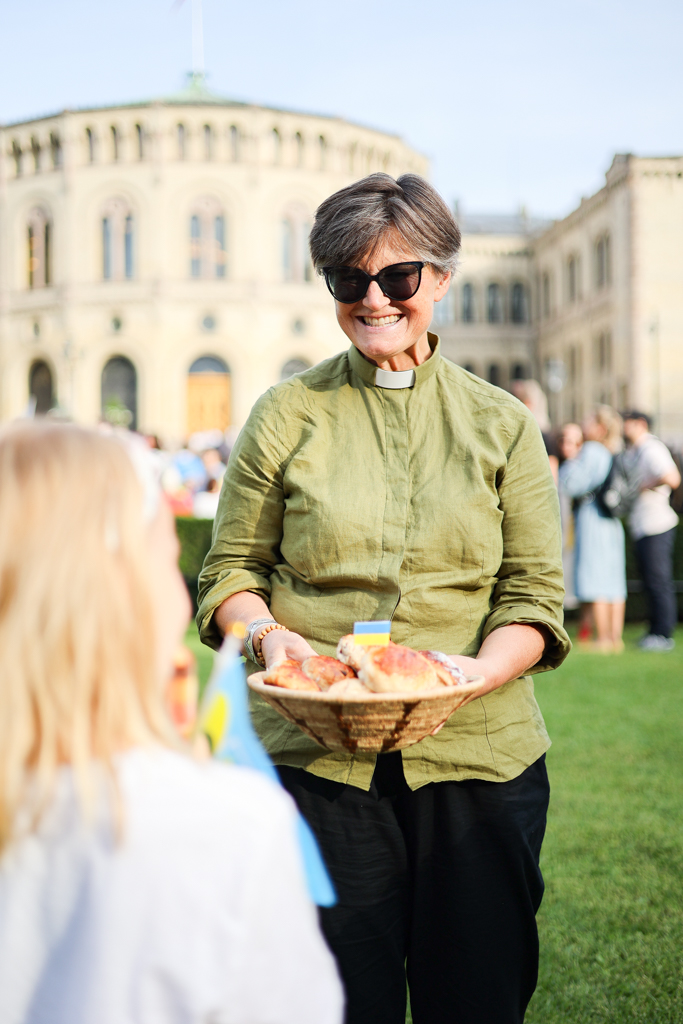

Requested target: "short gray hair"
[{"left": 309, "top": 173, "right": 461, "bottom": 275}]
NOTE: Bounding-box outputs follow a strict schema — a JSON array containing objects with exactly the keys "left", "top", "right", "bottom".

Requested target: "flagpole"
[{"left": 192, "top": 0, "right": 204, "bottom": 78}]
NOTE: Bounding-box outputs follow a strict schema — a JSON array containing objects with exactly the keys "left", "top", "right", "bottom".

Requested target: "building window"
[
  {"left": 102, "top": 356, "right": 137, "bottom": 429},
  {"left": 280, "top": 358, "right": 311, "bottom": 380},
  {"left": 282, "top": 205, "right": 312, "bottom": 283},
  {"left": 229, "top": 125, "right": 240, "bottom": 162},
  {"left": 187, "top": 355, "right": 231, "bottom": 434},
  {"left": 295, "top": 132, "right": 304, "bottom": 167},
  {"left": 431, "top": 290, "right": 453, "bottom": 327},
  {"left": 49, "top": 133, "right": 62, "bottom": 169},
  {"left": 463, "top": 363, "right": 475, "bottom": 374},
  {"left": 135, "top": 123, "right": 144, "bottom": 160},
  {"left": 111, "top": 126, "right": 119, "bottom": 162},
  {"left": 542, "top": 272, "right": 551, "bottom": 318},
  {"left": 101, "top": 198, "right": 135, "bottom": 281},
  {"left": 595, "top": 331, "right": 612, "bottom": 372},
  {"left": 203, "top": 124, "right": 212, "bottom": 160},
  {"left": 488, "top": 364, "right": 501, "bottom": 387},
  {"left": 272, "top": 128, "right": 281, "bottom": 165},
  {"left": 177, "top": 123, "right": 186, "bottom": 160},
  {"left": 510, "top": 283, "right": 528, "bottom": 323},
  {"left": 318, "top": 135, "right": 327, "bottom": 170},
  {"left": 86, "top": 127, "right": 96, "bottom": 163},
  {"left": 189, "top": 197, "right": 227, "bottom": 279},
  {"left": 31, "top": 137, "right": 41, "bottom": 173},
  {"left": 511, "top": 363, "right": 528, "bottom": 380},
  {"left": 29, "top": 360, "right": 54, "bottom": 414},
  {"left": 348, "top": 141, "right": 357, "bottom": 174},
  {"left": 595, "top": 234, "right": 611, "bottom": 288},
  {"left": 487, "top": 283, "right": 503, "bottom": 323},
  {"left": 462, "top": 282, "right": 475, "bottom": 322},
  {"left": 27, "top": 208, "right": 52, "bottom": 289},
  {"left": 12, "top": 140, "right": 22, "bottom": 176},
  {"left": 567, "top": 256, "right": 577, "bottom": 302}
]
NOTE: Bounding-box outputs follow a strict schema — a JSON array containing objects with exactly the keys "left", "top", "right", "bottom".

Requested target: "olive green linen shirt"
[{"left": 197, "top": 336, "right": 570, "bottom": 791}]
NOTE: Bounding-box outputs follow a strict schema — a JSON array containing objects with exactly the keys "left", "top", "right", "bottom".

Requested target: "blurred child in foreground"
[{"left": 0, "top": 422, "right": 342, "bottom": 1024}]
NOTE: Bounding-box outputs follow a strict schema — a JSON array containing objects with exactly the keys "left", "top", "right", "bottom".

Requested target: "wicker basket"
[{"left": 247, "top": 673, "right": 486, "bottom": 753}]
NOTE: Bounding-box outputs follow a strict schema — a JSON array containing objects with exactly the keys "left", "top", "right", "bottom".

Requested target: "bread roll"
[
  {"left": 302, "top": 655, "right": 356, "bottom": 690},
  {"left": 326, "top": 678, "right": 372, "bottom": 698},
  {"left": 419, "top": 651, "right": 467, "bottom": 687},
  {"left": 358, "top": 645, "right": 437, "bottom": 694},
  {"left": 263, "top": 659, "right": 320, "bottom": 692},
  {"left": 336, "top": 634, "right": 382, "bottom": 671}
]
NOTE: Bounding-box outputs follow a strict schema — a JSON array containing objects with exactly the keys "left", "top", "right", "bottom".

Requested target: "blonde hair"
[
  {"left": 0, "top": 422, "right": 175, "bottom": 854},
  {"left": 592, "top": 405, "right": 623, "bottom": 454}
]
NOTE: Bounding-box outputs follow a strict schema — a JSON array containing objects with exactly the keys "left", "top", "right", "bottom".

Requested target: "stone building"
[
  {"left": 533, "top": 154, "right": 683, "bottom": 444},
  {"left": 0, "top": 75, "right": 426, "bottom": 441}
]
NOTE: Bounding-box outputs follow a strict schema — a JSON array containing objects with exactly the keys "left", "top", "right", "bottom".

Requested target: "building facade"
[
  {"left": 533, "top": 154, "right": 683, "bottom": 444},
  {"left": 0, "top": 76, "right": 427, "bottom": 441}
]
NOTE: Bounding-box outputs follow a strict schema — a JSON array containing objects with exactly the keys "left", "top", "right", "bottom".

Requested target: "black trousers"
[
  {"left": 635, "top": 527, "right": 678, "bottom": 638},
  {"left": 278, "top": 753, "right": 549, "bottom": 1024}
]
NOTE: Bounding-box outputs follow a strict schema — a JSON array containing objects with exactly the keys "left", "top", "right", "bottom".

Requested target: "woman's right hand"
[{"left": 260, "top": 629, "right": 317, "bottom": 669}]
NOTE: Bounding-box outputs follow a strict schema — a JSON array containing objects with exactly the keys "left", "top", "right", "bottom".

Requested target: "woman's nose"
[{"left": 363, "top": 280, "right": 388, "bottom": 310}]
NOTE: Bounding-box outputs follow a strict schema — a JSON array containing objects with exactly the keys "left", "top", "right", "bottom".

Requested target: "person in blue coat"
[{"left": 559, "top": 406, "right": 626, "bottom": 652}]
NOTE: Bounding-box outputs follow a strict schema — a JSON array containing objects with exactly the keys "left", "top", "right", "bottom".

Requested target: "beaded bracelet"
[{"left": 254, "top": 622, "right": 288, "bottom": 667}]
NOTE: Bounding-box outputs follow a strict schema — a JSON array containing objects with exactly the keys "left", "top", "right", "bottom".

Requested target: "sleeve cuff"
[{"left": 481, "top": 607, "right": 572, "bottom": 672}]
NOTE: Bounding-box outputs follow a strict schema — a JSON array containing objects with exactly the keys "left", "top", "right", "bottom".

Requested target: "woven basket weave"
[{"left": 247, "top": 673, "right": 485, "bottom": 753}]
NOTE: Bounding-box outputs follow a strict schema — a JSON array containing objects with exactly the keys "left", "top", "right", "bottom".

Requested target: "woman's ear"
[{"left": 433, "top": 270, "right": 451, "bottom": 302}]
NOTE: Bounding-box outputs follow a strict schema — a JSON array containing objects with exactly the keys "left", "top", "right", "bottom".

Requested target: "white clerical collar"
[{"left": 374, "top": 367, "right": 416, "bottom": 389}]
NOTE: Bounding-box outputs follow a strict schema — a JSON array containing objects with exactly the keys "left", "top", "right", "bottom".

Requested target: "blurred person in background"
[
  {"left": 622, "top": 411, "right": 681, "bottom": 651},
  {"left": 0, "top": 422, "right": 342, "bottom": 1024},
  {"left": 510, "top": 378, "right": 559, "bottom": 483},
  {"left": 559, "top": 406, "right": 626, "bottom": 652},
  {"left": 557, "top": 423, "right": 583, "bottom": 620}
]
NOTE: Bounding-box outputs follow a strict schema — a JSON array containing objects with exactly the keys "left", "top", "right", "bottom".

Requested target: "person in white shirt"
[
  {"left": 622, "top": 412, "right": 681, "bottom": 651},
  {"left": 0, "top": 421, "right": 343, "bottom": 1024}
]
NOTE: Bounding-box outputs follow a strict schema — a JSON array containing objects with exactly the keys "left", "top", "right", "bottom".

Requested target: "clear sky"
[{"left": 2, "top": 0, "right": 681, "bottom": 218}]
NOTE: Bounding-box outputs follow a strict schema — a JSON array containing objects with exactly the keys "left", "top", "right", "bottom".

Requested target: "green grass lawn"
[{"left": 187, "top": 624, "right": 683, "bottom": 1023}]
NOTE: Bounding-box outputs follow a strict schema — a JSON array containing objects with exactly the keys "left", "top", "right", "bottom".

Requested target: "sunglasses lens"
[
  {"left": 378, "top": 264, "right": 421, "bottom": 300},
  {"left": 326, "top": 268, "right": 367, "bottom": 303}
]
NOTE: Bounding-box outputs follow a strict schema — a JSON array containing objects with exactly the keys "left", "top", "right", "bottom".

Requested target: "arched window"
[
  {"left": 101, "top": 198, "right": 135, "bottom": 281},
  {"left": 487, "top": 283, "right": 503, "bottom": 323},
  {"left": 177, "top": 123, "right": 186, "bottom": 160},
  {"left": 318, "top": 135, "right": 327, "bottom": 170},
  {"left": 101, "top": 356, "right": 137, "bottom": 429},
  {"left": 272, "top": 128, "right": 281, "bottom": 165},
  {"left": 488, "top": 364, "right": 501, "bottom": 387},
  {"left": 281, "top": 204, "right": 312, "bottom": 283},
  {"left": 135, "top": 123, "right": 144, "bottom": 160},
  {"left": 111, "top": 126, "right": 119, "bottom": 162},
  {"left": 229, "top": 125, "right": 240, "bottom": 162},
  {"left": 595, "top": 234, "right": 611, "bottom": 288},
  {"left": 12, "top": 140, "right": 22, "bottom": 177},
  {"left": 86, "top": 127, "right": 96, "bottom": 163},
  {"left": 187, "top": 355, "right": 231, "bottom": 434},
  {"left": 510, "top": 283, "right": 528, "bottom": 323},
  {"left": 280, "top": 358, "right": 311, "bottom": 380},
  {"left": 49, "top": 133, "right": 62, "bottom": 169},
  {"left": 462, "top": 283, "right": 475, "bottom": 322},
  {"left": 294, "top": 132, "right": 304, "bottom": 167},
  {"left": 27, "top": 208, "right": 52, "bottom": 289},
  {"left": 31, "top": 137, "right": 41, "bottom": 173},
  {"left": 29, "top": 360, "right": 54, "bottom": 414},
  {"left": 203, "top": 124, "right": 212, "bottom": 160},
  {"left": 189, "top": 197, "right": 227, "bottom": 279}
]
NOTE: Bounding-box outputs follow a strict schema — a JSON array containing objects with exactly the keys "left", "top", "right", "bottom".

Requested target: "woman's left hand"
[{"left": 447, "top": 623, "right": 548, "bottom": 709}]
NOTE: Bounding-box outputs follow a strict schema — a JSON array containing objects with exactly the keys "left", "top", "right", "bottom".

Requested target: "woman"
[
  {"left": 559, "top": 406, "right": 626, "bottom": 652},
  {"left": 198, "top": 173, "right": 570, "bottom": 1024},
  {"left": 0, "top": 422, "right": 342, "bottom": 1024}
]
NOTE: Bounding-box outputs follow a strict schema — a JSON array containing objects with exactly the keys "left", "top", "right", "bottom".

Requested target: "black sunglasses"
[{"left": 322, "top": 261, "right": 425, "bottom": 304}]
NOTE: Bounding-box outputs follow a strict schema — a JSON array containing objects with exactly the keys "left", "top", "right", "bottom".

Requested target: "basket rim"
[{"left": 247, "top": 671, "right": 486, "bottom": 703}]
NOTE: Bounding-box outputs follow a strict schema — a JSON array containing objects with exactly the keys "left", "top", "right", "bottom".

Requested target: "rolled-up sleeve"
[
  {"left": 482, "top": 410, "right": 571, "bottom": 671},
  {"left": 197, "top": 391, "right": 284, "bottom": 649}
]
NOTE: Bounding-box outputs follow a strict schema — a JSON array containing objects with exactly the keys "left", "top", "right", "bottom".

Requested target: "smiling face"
[{"left": 333, "top": 232, "right": 451, "bottom": 371}]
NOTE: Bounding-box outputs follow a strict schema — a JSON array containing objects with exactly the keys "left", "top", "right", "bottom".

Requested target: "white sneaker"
[{"left": 637, "top": 634, "right": 675, "bottom": 652}]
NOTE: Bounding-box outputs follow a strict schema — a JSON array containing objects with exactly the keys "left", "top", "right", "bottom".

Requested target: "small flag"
[{"left": 353, "top": 620, "right": 391, "bottom": 646}]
